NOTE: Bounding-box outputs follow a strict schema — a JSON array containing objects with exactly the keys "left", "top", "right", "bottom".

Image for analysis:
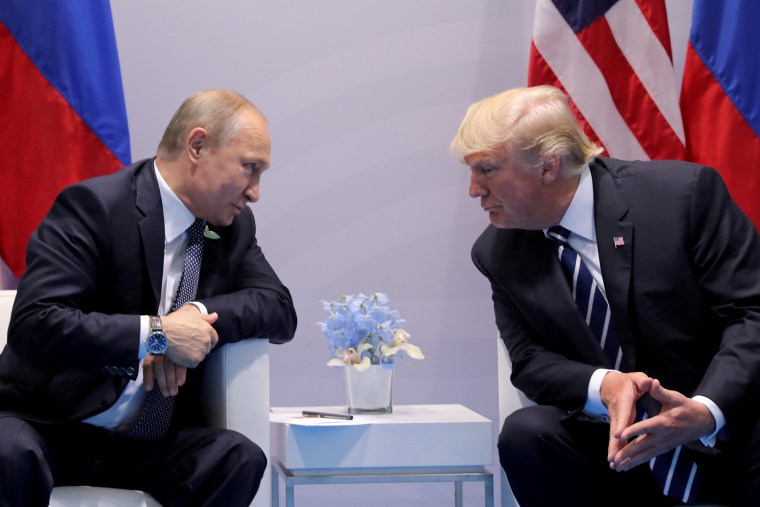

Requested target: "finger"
[
  {"left": 630, "top": 372, "right": 654, "bottom": 393},
  {"left": 203, "top": 313, "right": 220, "bottom": 349},
  {"left": 608, "top": 433, "right": 626, "bottom": 463},
  {"left": 176, "top": 366, "right": 187, "bottom": 387},
  {"left": 153, "top": 356, "right": 169, "bottom": 396},
  {"left": 619, "top": 416, "right": 655, "bottom": 442},
  {"left": 608, "top": 407, "right": 634, "bottom": 461},
  {"left": 610, "top": 397, "right": 640, "bottom": 441},
  {"left": 202, "top": 312, "right": 219, "bottom": 324},
  {"left": 209, "top": 326, "right": 219, "bottom": 349},
  {"left": 143, "top": 356, "right": 155, "bottom": 391},
  {"left": 615, "top": 446, "right": 656, "bottom": 472},
  {"left": 613, "top": 433, "right": 662, "bottom": 471},
  {"left": 648, "top": 378, "right": 682, "bottom": 409},
  {"left": 608, "top": 412, "right": 639, "bottom": 461},
  {"left": 163, "top": 360, "right": 178, "bottom": 396}
]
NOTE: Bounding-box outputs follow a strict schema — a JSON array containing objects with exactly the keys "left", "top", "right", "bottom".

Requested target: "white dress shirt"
[{"left": 83, "top": 161, "right": 202, "bottom": 430}]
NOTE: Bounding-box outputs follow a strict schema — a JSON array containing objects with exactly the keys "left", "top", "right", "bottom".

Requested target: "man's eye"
[
  {"left": 243, "top": 163, "right": 257, "bottom": 173},
  {"left": 481, "top": 167, "right": 496, "bottom": 178}
]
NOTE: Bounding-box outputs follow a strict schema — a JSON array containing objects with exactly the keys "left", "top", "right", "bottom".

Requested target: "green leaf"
[{"left": 203, "top": 226, "right": 221, "bottom": 240}]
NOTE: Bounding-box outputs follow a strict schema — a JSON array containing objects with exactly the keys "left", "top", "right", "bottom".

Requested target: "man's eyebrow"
[
  {"left": 248, "top": 157, "right": 270, "bottom": 170},
  {"left": 469, "top": 157, "right": 497, "bottom": 168}
]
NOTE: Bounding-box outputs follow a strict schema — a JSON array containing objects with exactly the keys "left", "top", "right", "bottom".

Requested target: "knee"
[
  {"left": 0, "top": 417, "right": 53, "bottom": 504},
  {"left": 499, "top": 406, "right": 559, "bottom": 452},
  {"left": 0, "top": 417, "right": 49, "bottom": 468},
  {"left": 217, "top": 430, "right": 267, "bottom": 481}
]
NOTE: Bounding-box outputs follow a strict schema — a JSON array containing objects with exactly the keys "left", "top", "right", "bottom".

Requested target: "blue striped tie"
[
  {"left": 547, "top": 225, "right": 700, "bottom": 503},
  {"left": 547, "top": 226, "right": 623, "bottom": 370}
]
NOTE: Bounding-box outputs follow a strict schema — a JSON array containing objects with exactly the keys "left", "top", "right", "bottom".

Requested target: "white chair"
[
  {"left": 0, "top": 290, "right": 271, "bottom": 507},
  {"left": 497, "top": 335, "right": 533, "bottom": 507}
]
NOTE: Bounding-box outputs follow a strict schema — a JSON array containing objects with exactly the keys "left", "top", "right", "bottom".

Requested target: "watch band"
[{"left": 150, "top": 315, "right": 163, "bottom": 332}]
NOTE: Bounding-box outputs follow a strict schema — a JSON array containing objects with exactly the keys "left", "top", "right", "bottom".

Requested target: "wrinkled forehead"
[{"left": 463, "top": 146, "right": 509, "bottom": 168}]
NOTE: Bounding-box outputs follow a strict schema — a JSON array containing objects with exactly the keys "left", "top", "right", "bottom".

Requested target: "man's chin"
[
  {"left": 208, "top": 217, "right": 234, "bottom": 227},
  {"left": 489, "top": 215, "right": 510, "bottom": 229}
]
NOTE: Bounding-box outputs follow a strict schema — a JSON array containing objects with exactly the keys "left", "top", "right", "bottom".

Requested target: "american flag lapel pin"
[{"left": 613, "top": 236, "right": 625, "bottom": 248}]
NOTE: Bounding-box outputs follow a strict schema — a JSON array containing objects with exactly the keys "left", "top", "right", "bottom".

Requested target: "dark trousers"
[
  {"left": 499, "top": 405, "right": 760, "bottom": 507},
  {"left": 0, "top": 415, "right": 266, "bottom": 507}
]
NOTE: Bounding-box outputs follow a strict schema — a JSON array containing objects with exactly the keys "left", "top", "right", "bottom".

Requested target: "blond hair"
[{"left": 450, "top": 85, "right": 601, "bottom": 176}]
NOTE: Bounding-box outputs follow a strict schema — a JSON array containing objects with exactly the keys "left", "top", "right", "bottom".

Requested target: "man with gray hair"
[
  {"left": 0, "top": 89, "right": 297, "bottom": 506},
  {"left": 452, "top": 85, "right": 760, "bottom": 506}
]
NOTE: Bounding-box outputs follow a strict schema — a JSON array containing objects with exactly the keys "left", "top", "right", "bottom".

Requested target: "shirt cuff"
[
  {"left": 583, "top": 368, "right": 613, "bottom": 421},
  {"left": 187, "top": 301, "right": 208, "bottom": 314},
  {"left": 139, "top": 315, "right": 148, "bottom": 360},
  {"left": 692, "top": 395, "right": 725, "bottom": 447}
]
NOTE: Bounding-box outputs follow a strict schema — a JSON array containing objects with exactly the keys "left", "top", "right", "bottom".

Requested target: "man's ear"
[
  {"left": 539, "top": 155, "right": 562, "bottom": 186},
  {"left": 187, "top": 128, "right": 208, "bottom": 161}
]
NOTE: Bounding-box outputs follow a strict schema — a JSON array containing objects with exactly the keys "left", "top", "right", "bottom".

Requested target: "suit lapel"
[
  {"left": 590, "top": 161, "right": 637, "bottom": 367},
  {"left": 134, "top": 160, "right": 165, "bottom": 309},
  {"left": 514, "top": 231, "right": 612, "bottom": 364}
]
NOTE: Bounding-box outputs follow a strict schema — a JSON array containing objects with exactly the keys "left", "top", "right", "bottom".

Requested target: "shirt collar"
[
  {"left": 551, "top": 165, "right": 596, "bottom": 243},
  {"left": 154, "top": 160, "right": 196, "bottom": 243}
]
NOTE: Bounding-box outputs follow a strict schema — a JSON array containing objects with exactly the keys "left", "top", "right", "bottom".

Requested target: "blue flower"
[{"left": 319, "top": 292, "right": 425, "bottom": 370}]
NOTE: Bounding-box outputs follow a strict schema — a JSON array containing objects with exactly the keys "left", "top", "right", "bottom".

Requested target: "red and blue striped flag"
[
  {"left": 680, "top": 0, "right": 760, "bottom": 229},
  {"left": 528, "top": 0, "right": 684, "bottom": 161},
  {"left": 0, "top": 0, "right": 130, "bottom": 281}
]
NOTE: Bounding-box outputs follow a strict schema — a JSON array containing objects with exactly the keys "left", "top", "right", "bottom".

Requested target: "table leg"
[
  {"left": 286, "top": 478, "right": 295, "bottom": 507},
  {"left": 455, "top": 481, "right": 463, "bottom": 507},
  {"left": 271, "top": 463, "right": 279, "bottom": 507},
  {"left": 485, "top": 473, "right": 494, "bottom": 507}
]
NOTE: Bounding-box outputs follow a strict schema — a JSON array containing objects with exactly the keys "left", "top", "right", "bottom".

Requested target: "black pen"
[{"left": 302, "top": 410, "right": 353, "bottom": 420}]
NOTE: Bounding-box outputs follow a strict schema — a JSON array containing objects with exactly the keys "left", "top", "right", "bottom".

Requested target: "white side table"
[{"left": 270, "top": 404, "right": 494, "bottom": 507}]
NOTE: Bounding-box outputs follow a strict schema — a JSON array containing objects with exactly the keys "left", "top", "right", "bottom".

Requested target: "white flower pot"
[{"left": 344, "top": 364, "right": 393, "bottom": 414}]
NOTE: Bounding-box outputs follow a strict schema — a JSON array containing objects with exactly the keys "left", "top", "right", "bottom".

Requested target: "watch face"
[{"left": 147, "top": 331, "right": 168, "bottom": 355}]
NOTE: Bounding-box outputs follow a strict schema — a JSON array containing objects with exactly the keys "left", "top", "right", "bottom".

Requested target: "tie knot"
[{"left": 547, "top": 225, "right": 571, "bottom": 245}]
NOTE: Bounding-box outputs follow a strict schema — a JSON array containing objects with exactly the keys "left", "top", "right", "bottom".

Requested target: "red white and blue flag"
[
  {"left": 0, "top": 1, "right": 130, "bottom": 283},
  {"left": 528, "top": 0, "right": 760, "bottom": 499},
  {"left": 680, "top": 0, "right": 760, "bottom": 228},
  {"left": 528, "top": 0, "right": 685, "bottom": 162}
]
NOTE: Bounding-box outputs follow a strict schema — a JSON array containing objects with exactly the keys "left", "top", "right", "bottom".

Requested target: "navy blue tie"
[
  {"left": 125, "top": 218, "right": 205, "bottom": 440},
  {"left": 547, "top": 226, "right": 623, "bottom": 370},
  {"left": 547, "top": 225, "right": 700, "bottom": 503}
]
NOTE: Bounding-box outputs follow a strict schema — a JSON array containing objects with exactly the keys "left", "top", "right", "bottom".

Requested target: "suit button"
[
  {"left": 118, "top": 367, "right": 128, "bottom": 376},
  {"left": 109, "top": 366, "right": 118, "bottom": 375},
  {"left": 126, "top": 367, "right": 136, "bottom": 376},
  {"left": 102, "top": 366, "right": 110, "bottom": 375}
]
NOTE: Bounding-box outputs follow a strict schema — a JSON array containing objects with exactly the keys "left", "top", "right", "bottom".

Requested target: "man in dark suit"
[
  {"left": 451, "top": 85, "right": 760, "bottom": 506},
  {"left": 0, "top": 89, "right": 297, "bottom": 506}
]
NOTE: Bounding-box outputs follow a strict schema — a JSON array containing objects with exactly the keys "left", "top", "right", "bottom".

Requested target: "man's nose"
[
  {"left": 245, "top": 181, "right": 260, "bottom": 203},
  {"left": 469, "top": 170, "right": 487, "bottom": 199}
]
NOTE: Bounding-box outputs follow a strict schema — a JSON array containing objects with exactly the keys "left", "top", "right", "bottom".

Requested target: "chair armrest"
[
  {"left": 497, "top": 335, "right": 533, "bottom": 425},
  {"left": 201, "top": 338, "right": 270, "bottom": 507}
]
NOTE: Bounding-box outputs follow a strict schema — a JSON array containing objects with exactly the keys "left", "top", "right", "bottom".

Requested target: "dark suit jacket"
[
  {"left": 473, "top": 157, "right": 760, "bottom": 437},
  {"left": 0, "top": 158, "right": 297, "bottom": 427}
]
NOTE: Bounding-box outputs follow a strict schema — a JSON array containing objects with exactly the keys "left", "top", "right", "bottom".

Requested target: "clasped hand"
[
  {"left": 142, "top": 305, "right": 219, "bottom": 395},
  {"left": 602, "top": 371, "right": 715, "bottom": 472}
]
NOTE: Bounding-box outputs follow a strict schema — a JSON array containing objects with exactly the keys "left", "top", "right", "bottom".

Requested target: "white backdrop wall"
[{"left": 109, "top": 1, "right": 694, "bottom": 505}]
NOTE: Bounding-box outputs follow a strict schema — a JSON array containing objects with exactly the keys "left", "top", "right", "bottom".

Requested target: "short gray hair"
[{"left": 157, "top": 89, "right": 265, "bottom": 159}]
